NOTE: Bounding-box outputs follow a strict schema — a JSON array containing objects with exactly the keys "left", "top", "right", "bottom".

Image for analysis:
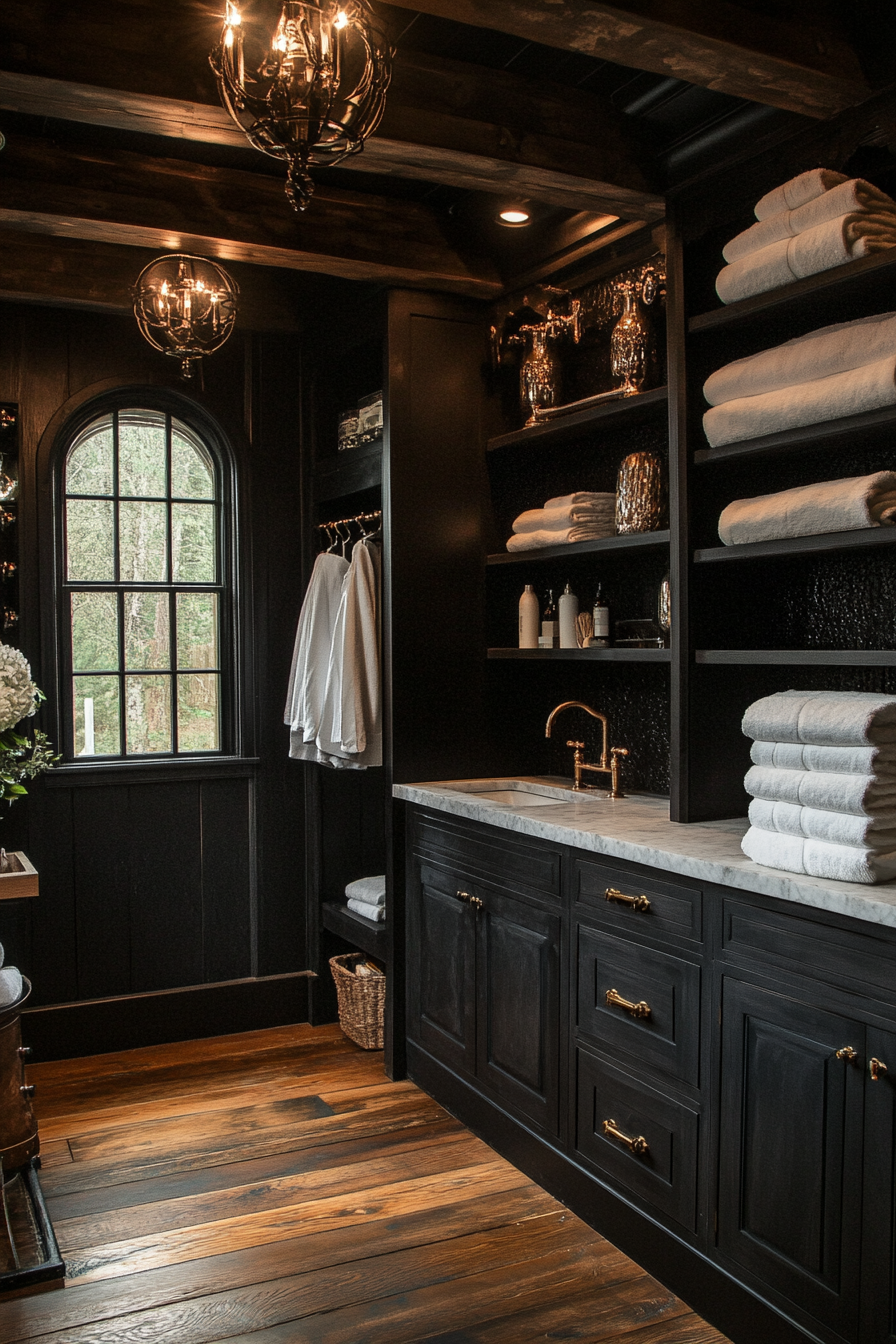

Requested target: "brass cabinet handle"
[
  {"left": 20, "top": 1084, "right": 35, "bottom": 1099},
  {"left": 835, "top": 1046, "right": 858, "bottom": 1062},
  {"left": 456, "top": 890, "right": 471, "bottom": 902},
  {"left": 605, "top": 886, "right": 651, "bottom": 913},
  {"left": 456, "top": 890, "right": 483, "bottom": 911},
  {"left": 603, "top": 1118, "right": 649, "bottom": 1157},
  {"left": 605, "top": 987, "right": 652, "bottom": 1020},
  {"left": 870, "top": 1057, "right": 889, "bottom": 1081}
]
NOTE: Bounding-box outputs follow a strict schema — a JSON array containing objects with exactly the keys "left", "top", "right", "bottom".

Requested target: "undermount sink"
[
  {"left": 454, "top": 780, "right": 598, "bottom": 807},
  {"left": 471, "top": 788, "right": 571, "bottom": 807}
]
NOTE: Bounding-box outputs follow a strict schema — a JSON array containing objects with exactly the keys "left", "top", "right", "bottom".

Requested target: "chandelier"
[
  {"left": 133, "top": 255, "right": 239, "bottom": 379},
  {"left": 210, "top": 1, "right": 392, "bottom": 213}
]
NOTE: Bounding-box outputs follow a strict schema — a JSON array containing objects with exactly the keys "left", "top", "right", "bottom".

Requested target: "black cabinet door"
[
  {"left": 476, "top": 887, "right": 562, "bottom": 1136},
  {"left": 718, "top": 976, "right": 864, "bottom": 1342},
  {"left": 408, "top": 862, "right": 477, "bottom": 1076},
  {"left": 860, "top": 1025, "right": 896, "bottom": 1344}
]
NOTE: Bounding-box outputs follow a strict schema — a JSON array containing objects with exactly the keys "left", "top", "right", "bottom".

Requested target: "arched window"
[{"left": 60, "top": 405, "right": 232, "bottom": 759}]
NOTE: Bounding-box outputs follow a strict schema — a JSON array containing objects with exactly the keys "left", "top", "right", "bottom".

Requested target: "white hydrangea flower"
[{"left": 0, "top": 644, "right": 39, "bottom": 731}]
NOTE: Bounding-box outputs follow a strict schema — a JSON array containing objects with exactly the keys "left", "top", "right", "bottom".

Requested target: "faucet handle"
[
  {"left": 566, "top": 740, "right": 584, "bottom": 749},
  {"left": 611, "top": 747, "right": 629, "bottom": 759}
]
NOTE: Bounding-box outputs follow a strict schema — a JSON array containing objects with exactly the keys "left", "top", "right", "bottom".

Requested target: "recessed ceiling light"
[{"left": 498, "top": 208, "right": 531, "bottom": 227}]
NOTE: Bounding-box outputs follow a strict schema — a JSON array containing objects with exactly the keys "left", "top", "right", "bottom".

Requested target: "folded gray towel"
[
  {"left": 750, "top": 739, "right": 896, "bottom": 776},
  {"left": 704, "top": 353, "right": 896, "bottom": 447},
  {"left": 742, "top": 690, "right": 896, "bottom": 748},
  {"left": 716, "top": 214, "right": 896, "bottom": 305},
  {"left": 0, "top": 965, "right": 23, "bottom": 1007},
  {"left": 742, "top": 826, "right": 896, "bottom": 883},
  {"left": 345, "top": 875, "right": 385, "bottom": 905},
  {"left": 347, "top": 897, "right": 386, "bottom": 922},
  {"left": 718, "top": 472, "right": 896, "bottom": 545},
  {"left": 748, "top": 798, "right": 896, "bottom": 849},
  {"left": 754, "top": 169, "right": 848, "bottom": 221},
  {"left": 703, "top": 311, "right": 896, "bottom": 408},
  {"left": 724, "top": 179, "right": 896, "bottom": 264},
  {"left": 745, "top": 764, "right": 896, "bottom": 816}
]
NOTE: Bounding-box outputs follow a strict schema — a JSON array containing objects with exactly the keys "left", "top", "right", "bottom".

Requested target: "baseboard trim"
[
  {"left": 407, "top": 1039, "right": 823, "bottom": 1344},
  {"left": 22, "top": 972, "right": 314, "bottom": 1060}
]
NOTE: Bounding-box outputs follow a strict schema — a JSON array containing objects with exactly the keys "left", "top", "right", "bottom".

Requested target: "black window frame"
[{"left": 54, "top": 394, "right": 239, "bottom": 765}]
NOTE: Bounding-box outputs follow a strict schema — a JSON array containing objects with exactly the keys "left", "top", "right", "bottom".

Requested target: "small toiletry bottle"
[
  {"left": 592, "top": 584, "right": 610, "bottom": 647},
  {"left": 541, "top": 590, "right": 559, "bottom": 648},
  {"left": 558, "top": 583, "right": 579, "bottom": 648},
  {"left": 518, "top": 584, "right": 539, "bottom": 648}
]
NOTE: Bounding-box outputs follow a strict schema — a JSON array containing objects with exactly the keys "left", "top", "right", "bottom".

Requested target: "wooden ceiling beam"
[
  {"left": 0, "top": 62, "right": 663, "bottom": 220},
  {"left": 382, "top": 0, "right": 871, "bottom": 120},
  {"left": 0, "top": 133, "right": 503, "bottom": 299}
]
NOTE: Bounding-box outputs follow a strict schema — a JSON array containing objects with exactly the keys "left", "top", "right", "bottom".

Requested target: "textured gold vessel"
[{"left": 615, "top": 451, "right": 667, "bottom": 534}]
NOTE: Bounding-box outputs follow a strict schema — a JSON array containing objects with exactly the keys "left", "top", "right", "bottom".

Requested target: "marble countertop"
[{"left": 393, "top": 776, "right": 896, "bottom": 929}]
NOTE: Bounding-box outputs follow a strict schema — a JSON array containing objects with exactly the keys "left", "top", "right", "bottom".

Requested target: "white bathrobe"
[
  {"left": 284, "top": 551, "right": 349, "bottom": 766},
  {"left": 315, "top": 540, "right": 383, "bottom": 769}
]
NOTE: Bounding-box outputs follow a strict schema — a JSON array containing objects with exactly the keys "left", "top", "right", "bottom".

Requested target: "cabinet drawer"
[
  {"left": 577, "top": 926, "right": 701, "bottom": 1085},
  {"left": 574, "top": 857, "right": 702, "bottom": 944},
  {"left": 576, "top": 1047, "right": 698, "bottom": 1232},
  {"left": 414, "top": 811, "right": 561, "bottom": 899}
]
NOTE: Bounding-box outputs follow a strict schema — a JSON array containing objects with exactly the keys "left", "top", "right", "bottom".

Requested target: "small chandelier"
[
  {"left": 210, "top": 1, "right": 392, "bottom": 213},
  {"left": 133, "top": 255, "right": 239, "bottom": 380}
]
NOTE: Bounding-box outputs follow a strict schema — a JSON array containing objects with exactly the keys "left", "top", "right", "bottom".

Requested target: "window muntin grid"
[{"left": 63, "top": 409, "right": 225, "bottom": 758}]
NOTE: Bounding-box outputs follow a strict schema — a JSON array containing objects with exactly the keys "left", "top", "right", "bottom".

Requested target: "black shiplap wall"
[{"left": 0, "top": 302, "right": 309, "bottom": 1043}]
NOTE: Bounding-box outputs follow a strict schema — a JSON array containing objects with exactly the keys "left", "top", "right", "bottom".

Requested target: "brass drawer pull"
[
  {"left": 605, "top": 886, "right": 651, "bottom": 913},
  {"left": 836, "top": 1046, "right": 858, "bottom": 1062},
  {"left": 603, "top": 1118, "right": 649, "bottom": 1157},
  {"left": 870, "top": 1057, "right": 889, "bottom": 1081},
  {"left": 456, "top": 890, "right": 483, "bottom": 911},
  {"left": 606, "top": 987, "right": 652, "bottom": 1020}
]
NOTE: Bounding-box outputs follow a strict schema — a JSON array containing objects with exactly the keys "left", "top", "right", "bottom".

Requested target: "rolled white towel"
[
  {"left": 742, "top": 690, "right": 896, "bottom": 748},
  {"left": 0, "top": 965, "right": 23, "bottom": 1007},
  {"left": 703, "top": 311, "right": 896, "bottom": 408},
  {"left": 750, "top": 739, "right": 896, "bottom": 777},
  {"left": 748, "top": 797, "right": 896, "bottom": 849},
  {"left": 704, "top": 357, "right": 896, "bottom": 447},
  {"left": 718, "top": 472, "right": 896, "bottom": 545},
  {"left": 0, "top": 939, "right": 4, "bottom": 969},
  {"left": 754, "top": 169, "right": 849, "bottom": 221},
  {"left": 345, "top": 875, "right": 385, "bottom": 906},
  {"left": 716, "top": 213, "right": 896, "bottom": 305},
  {"left": 724, "top": 179, "right": 896, "bottom": 264},
  {"left": 741, "top": 826, "right": 896, "bottom": 884},
  {"left": 745, "top": 764, "right": 896, "bottom": 816},
  {"left": 347, "top": 897, "right": 386, "bottom": 922}
]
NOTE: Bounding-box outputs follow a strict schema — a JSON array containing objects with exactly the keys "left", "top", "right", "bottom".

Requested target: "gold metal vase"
[
  {"left": 616, "top": 451, "right": 667, "bottom": 534},
  {"left": 610, "top": 281, "right": 652, "bottom": 395}
]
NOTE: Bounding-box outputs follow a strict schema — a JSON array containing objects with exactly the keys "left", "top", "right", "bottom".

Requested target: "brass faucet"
[{"left": 545, "top": 700, "right": 629, "bottom": 798}]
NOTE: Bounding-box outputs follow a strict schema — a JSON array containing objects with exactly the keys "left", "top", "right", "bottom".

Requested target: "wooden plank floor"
[{"left": 0, "top": 1023, "right": 731, "bottom": 1343}]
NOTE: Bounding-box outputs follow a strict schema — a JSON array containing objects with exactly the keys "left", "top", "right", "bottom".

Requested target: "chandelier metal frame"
[{"left": 133, "top": 254, "right": 239, "bottom": 380}]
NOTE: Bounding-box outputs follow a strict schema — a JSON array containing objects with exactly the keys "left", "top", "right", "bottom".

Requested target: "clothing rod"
[{"left": 316, "top": 510, "right": 382, "bottom": 529}]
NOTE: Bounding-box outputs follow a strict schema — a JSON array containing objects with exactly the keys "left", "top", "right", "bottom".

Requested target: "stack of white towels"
[
  {"left": 346, "top": 875, "right": 386, "bottom": 923},
  {"left": 741, "top": 691, "right": 896, "bottom": 884},
  {"left": 703, "top": 310, "right": 896, "bottom": 448},
  {"left": 507, "top": 492, "right": 615, "bottom": 552},
  {"left": 0, "top": 941, "right": 23, "bottom": 1007},
  {"left": 716, "top": 169, "right": 896, "bottom": 305}
]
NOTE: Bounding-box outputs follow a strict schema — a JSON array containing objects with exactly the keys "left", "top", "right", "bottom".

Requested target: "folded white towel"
[
  {"left": 543, "top": 493, "right": 613, "bottom": 509},
  {"left": 718, "top": 472, "right": 896, "bottom": 545},
  {"left": 748, "top": 797, "right": 896, "bottom": 849},
  {"left": 742, "top": 825, "right": 896, "bottom": 883},
  {"left": 703, "top": 356, "right": 896, "bottom": 447},
  {"left": 345, "top": 875, "right": 386, "bottom": 905},
  {"left": 703, "top": 311, "right": 896, "bottom": 408},
  {"left": 506, "top": 523, "right": 616, "bottom": 551},
  {"left": 347, "top": 897, "right": 386, "bottom": 922},
  {"left": 716, "top": 214, "right": 896, "bottom": 305},
  {"left": 750, "top": 739, "right": 896, "bottom": 777},
  {"left": 512, "top": 497, "right": 615, "bottom": 534},
  {"left": 724, "top": 179, "right": 896, "bottom": 264},
  {"left": 0, "top": 965, "right": 23, "bottom": 1007},
  {"left": 754, "top": 169, "right": 849, "bottom": 221},
  {"left": 745, "top": 764, "right": 896, "bottom": 816},
  {"left": 742, "top": 690, "right": 896, "bottom": 748}
]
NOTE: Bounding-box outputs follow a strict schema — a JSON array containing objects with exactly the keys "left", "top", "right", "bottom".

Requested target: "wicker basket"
[{"left": 329, "top": 953, "right": 385, "bottom": 1050}]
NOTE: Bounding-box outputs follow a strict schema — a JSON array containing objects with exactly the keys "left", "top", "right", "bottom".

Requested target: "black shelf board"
[
  {"left": 694, "top": 404, "right": 896, "bottom": 465},
  {"left": 321, "top": 900, "right": 388, "bottom": 960},
  {"left": 486, "top": 386, "right": 668, "bottom": 452},
  {"left": 313, "top": 438, "right": 383, "bottom": 504},
  {"left": 489, "top": 647, "right": 671, "bottom": 662},
  {"left": 688, "top": 248, "right": 896, "bottom": 336},
  {"left": 487, "top": 530, "right": 670, "bottom": 565},
  {"left": 694, "top": 527, "right": 896, "bottom": 563},
  {"left": 696, "top": 649, "right": 896, "bottom": 666}
]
